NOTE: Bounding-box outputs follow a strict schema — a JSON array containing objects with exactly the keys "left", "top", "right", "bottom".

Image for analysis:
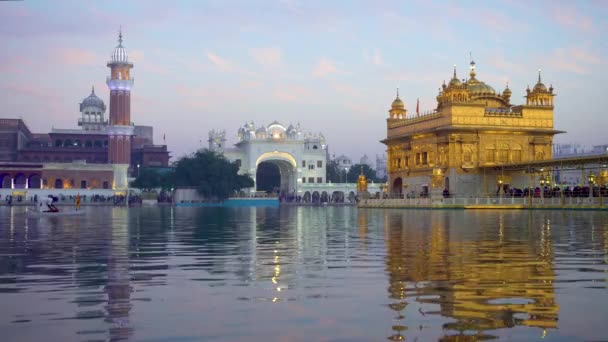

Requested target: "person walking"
[{"left": 75, "top": 193, "right": 81, "bottom": 211}]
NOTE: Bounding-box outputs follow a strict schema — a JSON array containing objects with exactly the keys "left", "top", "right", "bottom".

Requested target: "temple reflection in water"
[{"left": 379, "top": 209, "right": 558, "bottom": 340}]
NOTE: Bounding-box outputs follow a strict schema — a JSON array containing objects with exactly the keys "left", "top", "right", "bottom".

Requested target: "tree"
[
  {"left": 347, "top": 163, "right": 381, "bottom": 184},
  {"left": 173, "top": 149, "right": 254, "bottom": 200},
  {"left": 131, "top": 168, "right": 174, "bottom": 191},
  {"left": 326, "top": 159, "right": 341, "bottom": 183}
]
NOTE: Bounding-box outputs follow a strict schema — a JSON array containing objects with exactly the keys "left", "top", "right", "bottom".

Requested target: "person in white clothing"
[{"left": 38, "top": 196, "right": 59, "bottom": 212}]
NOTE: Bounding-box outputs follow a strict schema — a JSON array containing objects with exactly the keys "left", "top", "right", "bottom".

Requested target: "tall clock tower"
[{"left": 106, "top": 30, "right": 134, "bottom": 189}]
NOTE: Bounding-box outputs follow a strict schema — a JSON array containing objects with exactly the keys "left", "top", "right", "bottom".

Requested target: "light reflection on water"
[{"left": 0, "top": 206, "right": 607, "bottom": 341}]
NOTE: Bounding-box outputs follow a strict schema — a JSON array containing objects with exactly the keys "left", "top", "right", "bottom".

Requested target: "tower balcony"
[
  {"left": 106, "top": 77, "right": 134, "bottom": 91},
  {"left": 78, "top": 118, "right": 108, "bottom": 126}
]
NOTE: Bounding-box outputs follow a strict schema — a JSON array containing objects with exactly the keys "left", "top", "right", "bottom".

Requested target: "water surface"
[{"left": 0, "top": 206, "right": 607, "bottom": 341}]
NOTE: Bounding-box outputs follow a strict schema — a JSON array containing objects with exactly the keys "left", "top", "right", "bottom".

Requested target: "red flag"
[{"left": 416, "top": 98, "right": 420, "bottom": 116}]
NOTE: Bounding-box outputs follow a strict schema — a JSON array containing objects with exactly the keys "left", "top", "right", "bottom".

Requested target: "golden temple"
[{"left": 383, "top": 60, "right": 562, "bottom": 197}]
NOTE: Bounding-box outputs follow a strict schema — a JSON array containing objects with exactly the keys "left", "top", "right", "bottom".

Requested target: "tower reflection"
[
  {"left": 104, "top": 208, "right": 133, "bottom": 341},
  {"left": 383, "top": 210, "right": 559, "bottom": 340}
]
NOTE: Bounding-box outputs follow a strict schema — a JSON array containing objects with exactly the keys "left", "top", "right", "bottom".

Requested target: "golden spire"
[
  {"left": 469, "top": 52, "right": 476, "bottom": 79},
  {"left": 453, "top": 64, "right": 457, "bottom": 79}
]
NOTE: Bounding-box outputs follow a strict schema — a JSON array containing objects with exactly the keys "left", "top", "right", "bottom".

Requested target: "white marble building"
[{"left": 209, "top": 121, "right": 327, "bottom": 195}]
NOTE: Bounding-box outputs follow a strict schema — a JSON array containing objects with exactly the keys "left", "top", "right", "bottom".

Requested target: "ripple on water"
[{"left": 0, "top": 207, "right": 607, "bottom": 341}]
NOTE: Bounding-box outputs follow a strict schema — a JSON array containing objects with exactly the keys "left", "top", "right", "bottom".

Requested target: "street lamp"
[
  {"left": 588, "top": 171, "right": 596, "bottom": 199},
  {"left": 539, "top": 174, "right": 546, "bottom": 202},
  {"left": 137, "top": 164, "right": 140, "bottom": 177},
  {"left": 497, "top": 175, "right": 503, "bottom": 197}
]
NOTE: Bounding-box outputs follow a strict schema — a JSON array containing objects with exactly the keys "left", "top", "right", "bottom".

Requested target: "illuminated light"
[
  {"left": 274, "top": 266, "right": 280, "bottom": 272},
  {"left": 272, "top": 297, "right": 278, "bottom": 302},
  {"left": 277, "top": 287, "right": 282, "bottom": 292},
  {"left": 272, "top": 277, "right": 277, "bottom": 284}
]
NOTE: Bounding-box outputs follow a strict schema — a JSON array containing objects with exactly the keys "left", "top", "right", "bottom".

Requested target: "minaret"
[{"left": 106, "top": 29, "right": 134, "bottom": 189}]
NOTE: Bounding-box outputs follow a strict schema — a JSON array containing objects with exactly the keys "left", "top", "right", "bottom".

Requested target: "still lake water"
[{"left": 0, "top": 206, "right": 607, "bottom": 341}]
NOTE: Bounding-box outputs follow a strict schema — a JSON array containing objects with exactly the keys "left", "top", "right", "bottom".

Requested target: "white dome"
[{"left": 110, "top": 31, "right": 129, "bottom": 63}]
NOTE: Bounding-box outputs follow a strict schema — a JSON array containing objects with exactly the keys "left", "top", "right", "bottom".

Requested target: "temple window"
[
  {"left": 511, "top": 149, "right": 521, "bottom": 162},
  {"left": 463, "top": 150, "right": 472, "bottom": 163},
  {"left": 302, "top": 177, "right": 306, "bottom": 183},
  {"left": 486, "top": 148, "right": 495, "bottom": 163},
  {"left": 317, "top": 161, "right": 323, "bottom": 168},
  {"left": 302, "top": 160, "right": 306, "bottom": 167},
  {"left": 498, "top": 149, "right": 508, "bottom": 164},
  {"left": 317, "top": 177, "right": 323, "bottom": 183},
  {"left": 308, "top": 177, "right": 314, "bottom": 183},
  {"left": 422, "top": 152, "right": 428, "bottom": 165}
]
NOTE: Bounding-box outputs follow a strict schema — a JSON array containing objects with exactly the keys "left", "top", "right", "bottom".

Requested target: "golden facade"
[{"left": 383, "top": 61, "right": 562, "bottom": 196}]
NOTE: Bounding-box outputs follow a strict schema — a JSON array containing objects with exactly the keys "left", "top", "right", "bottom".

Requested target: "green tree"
[
  {"left": 173, "top": 149, "right": 254, "bottom": 200},
  {"left": 131, "top": 168, "right": 174, "bottom": 191},
  {"left": 326, "top": 159, "right": 341, "bottom": 183},
  {"left": 347, "top": 163, "right": 380, "bottom": 183}
]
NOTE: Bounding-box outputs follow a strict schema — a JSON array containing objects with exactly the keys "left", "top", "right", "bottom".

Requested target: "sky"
[{"left": 1, "top": 0, "right": 607, "bottom": 162}]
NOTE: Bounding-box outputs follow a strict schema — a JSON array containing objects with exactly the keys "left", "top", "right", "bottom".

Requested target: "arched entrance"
[
  {"left": 13, "top": 173, "right": 26, "bottom": 189},
  {"left": 331, "top": 191, "right": 344, "bottom": 203},
  {"left": 321, "top": 191, "right": 329, "bottom": 203},
  {"left": 255, "top": 151, "right": 297, "bottom": 195},
  {"left": 28, "top": 174, "right": 42, "bottom": 189},
  {"left": 256, "top": 162, "right": 281, "bottom": 193},
  {"left": 0, "top": 173, "right": 11, "bottom": 188},
  {"left": 392, "top": 177, "right": 403, "bottom": 197},
  {"left": 54, "top": 178, "right": 64, "bottom": 189},
  {"left": 312, "top": 191, "right": 320, "bottom": 203}
]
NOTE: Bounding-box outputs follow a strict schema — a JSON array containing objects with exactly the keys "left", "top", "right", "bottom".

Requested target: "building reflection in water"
[
  {"left": 382, "top": 210, "right": 559, "bottom": 340},
  {"left": 104, "top": 208, "right": 133, "bottom": 341}
]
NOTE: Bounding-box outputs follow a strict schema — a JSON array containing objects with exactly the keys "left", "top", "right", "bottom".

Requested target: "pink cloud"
[
  {"left": 546, "top": 46, "right": 604, "bottom": 74},
  {"left": 313, "top": 58, "right": 345, "bottom": 78},
  {"left": 206, "top": 52, "right": 235, "bottom": 72},
  {"left": 250, "top": 47, "right": 283, "bottom": 68},
  {"left": 206, "top": 51, "right": 259, "bottom": 77},
  {"left": 272, "top": 84, "right": 313, "bottom": 102},
  {"left": 51, "top": 47, "right": 98, "bottom": 66},
  {"left": 552, "top": 4, "right": 595, "bottom": 33}
]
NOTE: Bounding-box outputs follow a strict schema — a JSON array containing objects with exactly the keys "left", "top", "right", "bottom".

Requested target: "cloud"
[
  {"left": 552, "top": 4, "right": 595, "bottom": 33},
  {"left": 206, "top": 51, "right": 259, "bottom": 77},
  {"left": 250, "top": 47, "right": 283, "bottom": 68},
  {"left": 313, "top": 58, "right": 345, "bottom": 78},
  {"left": 546, "top": 46, "right": 604, "bottom": 74},
  {"left": 51, "top": 47, "right": 98, "bottom": 66},
  {"left": 365, "top": 49, "right": 383, "bottom": 66},
  {"left": 206, "top": 52, "right": 235, "bottom": 72},
  {"left": 272, "top": 84, "right": 313, "bottom": 102}
]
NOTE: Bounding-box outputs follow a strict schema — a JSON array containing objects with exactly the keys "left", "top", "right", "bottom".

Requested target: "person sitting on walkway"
[{"left": 38, "top": 195, "right": 59, "bottom": 213}]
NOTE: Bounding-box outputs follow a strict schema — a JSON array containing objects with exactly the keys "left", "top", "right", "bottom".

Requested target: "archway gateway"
[
  {"left": 256, "top": 161, "right": 281, "bottom": 193},
  {"left": 255, "top": 152, "right": 297, "bottom": 195}
]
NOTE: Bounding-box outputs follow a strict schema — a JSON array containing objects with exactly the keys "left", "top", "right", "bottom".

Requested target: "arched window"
[
  {"left": 485, "top": 145, "right": 495, "bottom": 163},
  {"left": 55, "top": 140, "right": 63, "bottom": 147},
  {"left": 64, "top": 139, "right": 73, "bottom": 147},
  {"left": 54, "top": 178, "right": 63, "bottom": 189}
]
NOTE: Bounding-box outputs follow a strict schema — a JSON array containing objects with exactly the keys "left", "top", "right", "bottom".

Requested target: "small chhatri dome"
[
  {"left": 111, "top": 29, "right": 129, "bottom": 63},
  {"left": 533, "top": 68, "right": 547, "bottom": 92},
  {"left": 391, "top": 88, "right": 405, "bottom": 109},
  {"left": 81, "top": 86, "right": 106, "bottom": 111},
  {"left": 448, "top": 65, "right": 462, "bottom": 87},
  {"left": 503, "top": 82, "right": 512, "bottom": 95}
]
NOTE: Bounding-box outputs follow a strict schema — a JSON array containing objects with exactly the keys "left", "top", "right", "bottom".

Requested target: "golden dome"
[
  {"left": 503, "top": 83, "right": 512, "bottom": 95},
  {"left": 391, "top": 97, "right": 404, "bottom": 109},
  {"left": 391, "top": 88, "right": 405, "bottom": 109},
  {"left": 533, "top": 69, "right": 547, "bottom": 92},
  {"left": 448, "top": 65, "right": 462, "bottom": 87},
  {"left": 467, "top": 81, "right": 496, "bottom": 95}
]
